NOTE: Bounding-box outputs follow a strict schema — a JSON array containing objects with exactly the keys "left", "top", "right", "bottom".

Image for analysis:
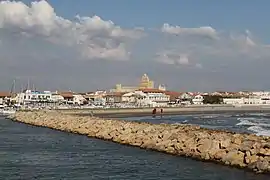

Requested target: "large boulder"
[{"left": 222, "top": 150, "right": 245, "bottom": 167}]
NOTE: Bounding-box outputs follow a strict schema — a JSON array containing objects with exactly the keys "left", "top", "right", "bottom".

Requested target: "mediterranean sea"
[{"left": 1, "top": 113, "right": 270, "bottom": 180}]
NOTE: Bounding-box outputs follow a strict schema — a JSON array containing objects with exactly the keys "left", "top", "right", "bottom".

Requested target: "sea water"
[
  {"left": 123, "top": 112, "right": 270, "bottom": 136},
  {"left": 1, "top": 114, "right": 270, "bottom": 180}
]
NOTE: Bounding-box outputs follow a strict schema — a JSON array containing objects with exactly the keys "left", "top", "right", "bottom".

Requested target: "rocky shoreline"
[{"left": 8, "top": 110, "right": 270, "bottom": 174}]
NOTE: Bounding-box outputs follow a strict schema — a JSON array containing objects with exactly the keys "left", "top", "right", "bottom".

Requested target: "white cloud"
[
  {"left": 1, "top": 0, "right": 270, "bottom": 71},
  {"left": 156, "top": 51, "right": 201, "bottom": 68},
  {"left": 178, "top": 54, "right": 189, "bottom": 65},
  {"left": 161, "top": 23, "right": 218, "bottom": 39},
  {"left": 82, "top": 43, "right": 130, "bottom": 61},
  {"left": 0, "top": 0, "right": 144, "bottom": 60},
  {"left": 157, "top": 23, "right": 270, "bottom": 68}
]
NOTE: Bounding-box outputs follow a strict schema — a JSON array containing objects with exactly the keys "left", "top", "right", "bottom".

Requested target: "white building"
[
  {"left": 192, "top": 95, "right": 204, "bottom": 105},
  {"left": 252, "top": 91, "right": 270, "bottom": 97},
  {"left": 120, "top": 90, "right": 169, "bottom": 107},
  {"left": 16, "top": 90, "right": 52, "bottom": 104},
  {"left": 51, "top": 93, "right": 64, "bottom": 102},
  {"left": 223, "top": 95, "right": 270, "bottom": 105},
  {"left": 73, "top": 94, "right": 86, "bottom": 105},
  {"left": 178, "top": 93, "right": 193, "bottom": 105},
  {"left": 122, "top": 92, "right": 137, "bottom": 103},
  {"left": 140, "top": 89, "right": 170, "bottom": 107},
  {"left": 147, "top": 93, "right": 169, "bottom": 106},
  {"left": 223, "top": 98, "right": 244, "bottom": 105},
  {"left": 122, "top": 91, "right": 148, "bottom": 105}
]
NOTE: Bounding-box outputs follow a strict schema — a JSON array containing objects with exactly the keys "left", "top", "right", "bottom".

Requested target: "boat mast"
[
  {"left": 8, "top": 79, "right": 16, "bottom": 106},
  {"left": 10, "top": 79, "right": 16, "bottom": 95}
]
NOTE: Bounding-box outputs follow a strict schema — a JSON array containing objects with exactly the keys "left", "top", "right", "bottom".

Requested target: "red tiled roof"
[
  {"left": 0, "top": 92, "right": 11, "bottom": 97},
  {"left": 59, "top": 92, "right": 74, "bottom": 98},
  {"left": 164, "top": 91, "right": 182, "bottom": 101},
  {"left": 59, "top": 91, "right": 73, "bottom": 94},
  {"left": 105, "top": 92, "right": 126, "bottom": 97},
  {"left": 138, "top": 88, "right": 165, "bottom": 93},
  {"left": 164, "top": 91, "right": 182, "bottom": 96},
  {"left": 61, "top": 94, "right": 74, "bottom": 98}
]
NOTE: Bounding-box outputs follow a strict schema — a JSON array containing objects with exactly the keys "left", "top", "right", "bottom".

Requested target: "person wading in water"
[
  {"left": 152, "top": 108, "right": 157, "bottom": 118},
  {"left": 160, "top": 108, "right": 163, "bottom": 118}
]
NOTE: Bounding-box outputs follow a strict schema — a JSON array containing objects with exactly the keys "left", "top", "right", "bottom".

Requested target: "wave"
[
  {"left": 236, "top": 117, "right": 270, "bottom": 136},
  {"left": 236, "top": 117, "right": 257, "bottom": 121},
  {"left": 236, "top": 118, "right": 270, "bottom": 127},
  {"left": 247, "top": 126, "right": 270, "bottom": 136},
  {"left": 247, "top": 113, "right": 268, "bottom": 116}
]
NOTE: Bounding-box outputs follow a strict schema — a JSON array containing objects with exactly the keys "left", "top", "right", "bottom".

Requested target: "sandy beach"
[{"left": 60, "top": 105, "right": 270, "bottom": 118}]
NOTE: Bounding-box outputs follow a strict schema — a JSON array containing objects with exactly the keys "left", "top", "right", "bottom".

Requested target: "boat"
[
  {"left": 0, "top": 105, "right": 16, "bottom": 115},
  {"left": 2, "top": 109, "right": 16, "bottom": 115}
]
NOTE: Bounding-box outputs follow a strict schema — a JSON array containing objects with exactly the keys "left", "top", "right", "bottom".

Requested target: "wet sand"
[{"left": 60, "top": 105, "right": 270, "bottom": 118}]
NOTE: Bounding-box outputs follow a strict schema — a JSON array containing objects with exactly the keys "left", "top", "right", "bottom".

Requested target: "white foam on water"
[
  {"left": 236, "top": 118, "right": 270, "bottom": 127},
  {"left": 236, "top": 119, "right": 256, "bottom": 126},
  {"left": 196, "top": 114, "right": 233, "bottom": 119},
  {"left": 237, "top": 117, "right": 257, "bottom": 121},
  {"left": 236, "top": 116, "right": 270, "bottom": 137},
  {"left": 201, "top": 115, "right": 220, "bottom": 119},
  {"left": 222, "top": 114, "right": 234, "bottom": 118},
  {"left": 247, "top": 113, "right": 267, "bottom": 116},
  {"left": 216, "top": 119, "right": 227, "bottom": 123},
  {"left": 247, "top": 126, "right": 270, "bottom": 137}
]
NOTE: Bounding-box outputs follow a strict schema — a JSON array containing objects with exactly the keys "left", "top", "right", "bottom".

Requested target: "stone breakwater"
[{"left": 9, "top": 111, "right": 270, "bottom": 173}]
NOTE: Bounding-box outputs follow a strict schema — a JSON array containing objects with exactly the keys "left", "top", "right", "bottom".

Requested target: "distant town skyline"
[{"left": 1, "top": 1, "right": 270, "bottom": 92}]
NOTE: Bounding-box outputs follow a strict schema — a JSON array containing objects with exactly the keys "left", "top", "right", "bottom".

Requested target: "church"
[{"left": 110, "top": 74, "right": 166, "bottom": 93}]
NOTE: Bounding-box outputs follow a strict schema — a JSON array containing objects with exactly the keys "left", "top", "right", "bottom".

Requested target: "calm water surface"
[{"left": 0, "top": 115, "right": 270, "bottom": 180}]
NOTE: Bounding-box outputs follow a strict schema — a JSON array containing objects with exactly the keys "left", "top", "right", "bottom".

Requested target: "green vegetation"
[{"left": 203, "top": 95, "right": 223, "bottom": 104}]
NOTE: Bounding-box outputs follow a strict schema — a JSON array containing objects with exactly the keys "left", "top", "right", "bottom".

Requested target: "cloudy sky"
[{"left": 0, "top": 0, "right": 270, "bottom": 92}]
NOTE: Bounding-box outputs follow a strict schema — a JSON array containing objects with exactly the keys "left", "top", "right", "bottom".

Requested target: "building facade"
[
  {"left": 110, "top": 74, "right": 166, "bottom": 93},
  {"left": 192, "top": 95, "right": 204, "bottom": 105},
  {"left": 16, "top": 90, "right": 52, "bottom": 104}
]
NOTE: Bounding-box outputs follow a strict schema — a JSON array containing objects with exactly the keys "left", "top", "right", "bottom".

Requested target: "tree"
[{"left": 203, "top": 95, "right": 223, "bottom": 104}]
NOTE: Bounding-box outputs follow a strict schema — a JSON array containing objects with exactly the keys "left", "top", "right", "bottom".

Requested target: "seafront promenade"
[{"left": 8, "top": 110, "right": 270, "bottom": 173}]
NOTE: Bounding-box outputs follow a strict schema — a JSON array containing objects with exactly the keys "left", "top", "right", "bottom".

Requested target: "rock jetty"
[{"left": 9, "top": 110, "right": 270, "bottom": 173}]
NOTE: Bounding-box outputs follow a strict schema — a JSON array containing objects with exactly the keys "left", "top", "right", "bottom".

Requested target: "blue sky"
[
  {"left": 48, "top": 0, "right": 270, "bottom": 38},
  {"left": 21, "top": 0, "right": 270, "bottom": 33},
  {"left": 0, "top": 0, "right": 270, "bottom": 92}
]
